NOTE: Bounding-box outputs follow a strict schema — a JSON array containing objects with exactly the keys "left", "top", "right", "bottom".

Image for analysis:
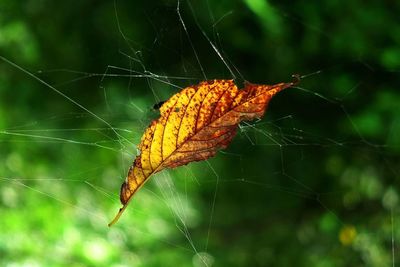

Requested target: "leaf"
[{"left": 109, "top": 77, "right": 299, "bottom": 226}]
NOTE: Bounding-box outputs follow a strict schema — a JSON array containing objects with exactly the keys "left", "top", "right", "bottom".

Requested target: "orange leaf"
[{"left": 109, "top": 77, "right": 298, "bottom": 226}]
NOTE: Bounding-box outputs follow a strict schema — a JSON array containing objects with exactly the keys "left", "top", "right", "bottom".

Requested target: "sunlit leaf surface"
[{"left": 109, "top": 78, "right": 297, "bottom": 225}]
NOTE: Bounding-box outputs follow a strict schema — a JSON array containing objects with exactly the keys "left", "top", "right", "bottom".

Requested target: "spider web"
[{"left": 1, "top": 1, "right": 399, "bottom": 266}]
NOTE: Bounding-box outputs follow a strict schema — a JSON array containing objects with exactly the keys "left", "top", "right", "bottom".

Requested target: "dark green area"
[{"left": 1, "top": 1, "right": 399, "bottom": 266}]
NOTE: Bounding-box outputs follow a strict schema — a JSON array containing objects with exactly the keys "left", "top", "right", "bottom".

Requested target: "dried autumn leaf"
[{"left": 109, "top": 77, "right": 298, "bottom": 226}]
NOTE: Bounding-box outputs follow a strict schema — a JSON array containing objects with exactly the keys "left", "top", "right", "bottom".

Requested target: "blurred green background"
[{"left": 1, "top": 0, "right": 400, "bottom": 266}]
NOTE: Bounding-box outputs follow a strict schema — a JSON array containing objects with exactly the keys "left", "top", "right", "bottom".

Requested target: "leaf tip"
[{"left": 291, "top": 74, "right": 302, "bottom": 86}]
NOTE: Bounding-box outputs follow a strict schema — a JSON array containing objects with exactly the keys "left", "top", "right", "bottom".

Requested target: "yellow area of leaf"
[{"left": 109, "top": 78, "right": 297, "bottom": 226}]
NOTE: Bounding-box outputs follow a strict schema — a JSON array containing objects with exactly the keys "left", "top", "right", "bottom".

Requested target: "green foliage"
[{"left": 1, "top": 0, "right": 399, "bottom": 266}]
